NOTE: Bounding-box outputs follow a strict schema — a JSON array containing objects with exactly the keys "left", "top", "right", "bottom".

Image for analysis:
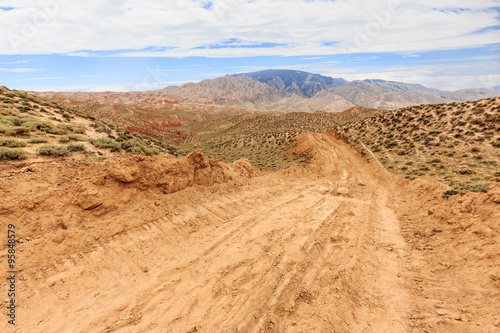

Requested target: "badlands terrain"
[{"left": 0, "top": 84, "right": 499, "bottom": 332}]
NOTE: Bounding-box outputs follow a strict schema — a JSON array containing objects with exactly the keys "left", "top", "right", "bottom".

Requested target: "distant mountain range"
[
  {"left": 35, "top": 69, "right": 500, "bottom": 113},
  {"left": 160, "top": 69, "right": 499, "bottom": 111}
]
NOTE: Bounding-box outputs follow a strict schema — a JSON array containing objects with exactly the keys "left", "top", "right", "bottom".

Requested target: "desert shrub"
[
  {"left": 17, "top": 106, "right": 32, "bottom": 113},
  {"left": 1, "top": 97, "right": 14, "bottom": 103},
  {"left": 458, "top": 169, "right": 475, "bottom": 175},
  {"left": 485, "top": 114, "right": 499, "bottom": 123},
  {"left": 59, "top": 135, "right": 71, "bottom": 143},
  {"left": 121, "top": 139, "right": 162, "bottom": 155},
  {"left": 492, "top": 140, "right": 500, "bottom": 148},
  {"left": 38, "top": 144, "right": 70, "bottom": 157},
  {"left": 0, "top": 147, "right": 27, "bottom": 160},
  {"left": 57, "top": 124, "right": 86, "bottom": 135},
  {"left": 29, "top": 136, "right": 48, "bottom": 143},
  {"left": 68, "top": 134, "right": 87, "bottom": 141},
  {"left": 471, "top": 118, "right": 485, "bottom": 126},
  {"left": 10, "top": 126, "right": 31, "bottom": 135},
  {"left": 127, "top": 146, "right": 144, "bottom": 154},
  {"left": 25, "top": 120, "right": 58, "bottom": 134},
  {"left": 67, "top": 143, "right": 86, "bottom": 152},
  {"left": 444, "top": 183, "right": 490, "bottom": 198},
  {"left": 443, "top": 189, "right": 460, "bottom": 197},
  {"left": 90, "top": 137, "right": 121, "bottom": 151},
  {"left": 115, "top": 134, "right": 133, "bottom": 142},
  {"left": 438, "top": 135, "right": 448, "bottom": 142},
  {"left": 0, "top": 137, "right": 26, "bottom": 147}
]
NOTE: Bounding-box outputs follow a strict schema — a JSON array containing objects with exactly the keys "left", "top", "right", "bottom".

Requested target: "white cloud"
[
  {"left": 24, "top": 74, "right": 113, "bottom": 80},
  {"left": 0, "top": 59, "right": 34, "bottom": 64},
  {"left": 25, "top": 81, "right": 191, "bottom": 92},
  {"left": 301, "top": 56, "right": 325, "bottom": 60},
  {"left": 353, "top": 56, "right": 379, "bottom": 61},
  {"left": 0, "top": 0, "right": 498, "bottom": 56},
  {"left": 0, "top": 67, "right": 40, "bottom": 72}
]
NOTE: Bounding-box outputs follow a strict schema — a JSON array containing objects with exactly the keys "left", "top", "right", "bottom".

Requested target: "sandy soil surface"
[{"left": 1, "top": 130, "right": 499, "bottom": 332}]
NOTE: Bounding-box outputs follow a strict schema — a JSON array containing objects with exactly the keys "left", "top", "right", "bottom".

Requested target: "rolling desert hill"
[
  {"left": 176, "top": 97, "right": 499, "bottom": 189},
  {"left": 178, "top": 106, "right": 384, "bottom": 170},
  {"left": 34, "top": 88, "right": 254, "bottom": 143},
  {"left": 0, "top": 86, "right": 175, "bottom": 162},
  {"left": 341, "top": 97, "right": 500, "bottom": 188}
]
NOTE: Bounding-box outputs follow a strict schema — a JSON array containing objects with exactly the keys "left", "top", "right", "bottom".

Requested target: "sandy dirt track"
[{"left": 1, "top": 130, "right": 499, "bottom": 332}]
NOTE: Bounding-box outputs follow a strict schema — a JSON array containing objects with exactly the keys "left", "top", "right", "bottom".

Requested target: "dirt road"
[{"left": 1, "top": 130, "right": 499, "bottom": 332}]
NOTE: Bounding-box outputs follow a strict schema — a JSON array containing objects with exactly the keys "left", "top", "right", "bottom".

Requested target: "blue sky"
[{"left": 0, "top": 0, "right": 499, "bottom": 92}]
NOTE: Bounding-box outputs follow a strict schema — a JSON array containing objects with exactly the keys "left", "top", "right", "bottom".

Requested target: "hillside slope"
[
  {"left": 341, "top": 97, "right": 500, "bottom": 187},
  {"left": 0, "top": 87, "right": 171, "bottom": 162}
]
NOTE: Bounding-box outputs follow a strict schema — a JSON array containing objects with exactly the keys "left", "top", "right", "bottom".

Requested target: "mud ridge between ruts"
[{"left": 1, "top": 129, "right": 499, "bottom": 333}]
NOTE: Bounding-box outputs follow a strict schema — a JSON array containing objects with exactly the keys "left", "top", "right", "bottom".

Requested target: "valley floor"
[{"left": 1, "top": 131, "right": 499, "bottom": 332}]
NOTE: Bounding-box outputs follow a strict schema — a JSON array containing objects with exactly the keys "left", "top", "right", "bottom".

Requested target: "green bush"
[
  {"left": 38, "top": 144, "right": 70, "bottom": 157},
  {"left": 0, "top": 137, "right": 26, "bottom": 147},
  {"left": 0, "top": 147, "right": 27, "bottom": 160}
]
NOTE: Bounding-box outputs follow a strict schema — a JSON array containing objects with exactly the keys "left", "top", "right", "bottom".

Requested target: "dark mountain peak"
[{"left": 233, "top": 69, "right": 347, "bottom": 98}]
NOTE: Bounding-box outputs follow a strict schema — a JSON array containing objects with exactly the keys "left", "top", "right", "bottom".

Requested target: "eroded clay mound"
[{"left": 106, "top": 149, "right": 261, "bottom": 192}]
